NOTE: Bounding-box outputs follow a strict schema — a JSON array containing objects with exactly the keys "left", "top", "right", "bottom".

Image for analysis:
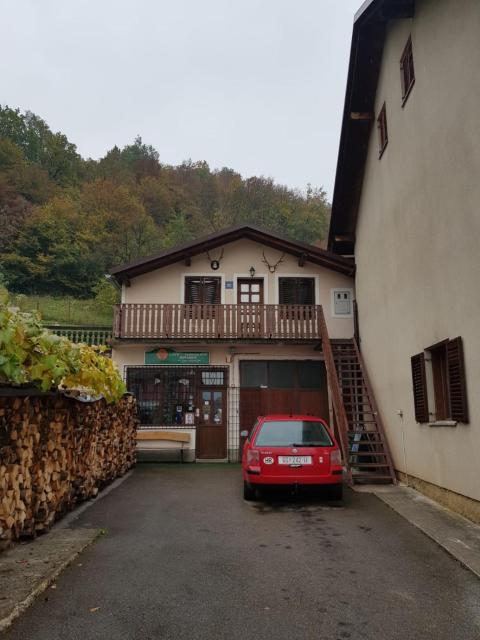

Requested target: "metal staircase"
[{"left": 331, "top": 339, "right": 396, "bottom": 484}]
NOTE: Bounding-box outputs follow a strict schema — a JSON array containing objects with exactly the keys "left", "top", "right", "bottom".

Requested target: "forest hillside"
[{"left": 0, "top": 106, "right": 330, "bottom": 298}]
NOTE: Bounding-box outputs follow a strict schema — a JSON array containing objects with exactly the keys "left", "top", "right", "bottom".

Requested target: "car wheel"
[
  {"left": 327, "top": 484, "right": 343, "bottom": 501},
  {"left": 243, "top": 481, "right": 256, "bottom": 501}
]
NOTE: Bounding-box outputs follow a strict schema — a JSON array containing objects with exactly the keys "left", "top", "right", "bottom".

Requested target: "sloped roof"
[
  {"left": 110, "top": 224, "right": 355, "bottom": 282},
  {"left": 328, "top": 0, "right": 415, "bottom": 255}
]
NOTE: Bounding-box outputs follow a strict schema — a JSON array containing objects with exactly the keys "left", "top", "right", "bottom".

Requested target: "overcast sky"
[{"left": 1, "top": 0, "right": 360, "bottom": 198}]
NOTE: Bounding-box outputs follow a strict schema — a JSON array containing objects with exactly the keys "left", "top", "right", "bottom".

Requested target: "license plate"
[{"left": 278, "top": 456, "right": 312, "bottom": 465}]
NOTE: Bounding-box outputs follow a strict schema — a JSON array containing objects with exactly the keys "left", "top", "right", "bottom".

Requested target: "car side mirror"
[{"left": 240, "top": 430, "right": 249, "bottom": 438}]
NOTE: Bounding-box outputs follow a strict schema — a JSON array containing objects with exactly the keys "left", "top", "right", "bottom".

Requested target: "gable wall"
[
  {"left": 121, "top": 238, "right": 355, "bottom": 339},
  {"left": 354, "top": 0, "right": 480, "bottom": 501}
]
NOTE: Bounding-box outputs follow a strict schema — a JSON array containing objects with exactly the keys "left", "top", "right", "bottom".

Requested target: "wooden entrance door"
[
  {"left": 196, "top": 388, "right": 227, "bottom": 459},
  {"left": 237, "top": 278, "right": 264, "bottom": 337},
  {"left": 237, "top": 278, "right": 264, "bottom": 304}
]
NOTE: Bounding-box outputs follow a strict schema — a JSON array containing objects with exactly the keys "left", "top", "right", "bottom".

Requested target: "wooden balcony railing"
[{"left": 113, "top": 303, "right": 325, "bottom": 340}]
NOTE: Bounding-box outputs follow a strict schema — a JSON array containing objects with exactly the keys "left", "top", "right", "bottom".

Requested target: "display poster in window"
[{"left": 145, "top": 348, "right": 210, "bottom": 365}]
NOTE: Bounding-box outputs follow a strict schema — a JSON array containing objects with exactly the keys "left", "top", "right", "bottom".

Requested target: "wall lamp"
[{"left": 249, "top": 266, "right": 256, "bottom": 278}]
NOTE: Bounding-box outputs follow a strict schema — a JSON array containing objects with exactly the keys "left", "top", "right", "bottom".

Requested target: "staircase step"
[
  {"left": 351, "top": 462, "right": 391, "bottom": 468},
  {"left": 349, "top": 451, "right": 388, "bottom": 457},
  {"left": 351, "top": 474, "right": 394, "bottom": 484}
]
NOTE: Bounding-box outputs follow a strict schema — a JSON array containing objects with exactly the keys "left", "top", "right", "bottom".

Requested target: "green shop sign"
[{"left": 145, "top": 348, "right": 210, "bottom": 365}]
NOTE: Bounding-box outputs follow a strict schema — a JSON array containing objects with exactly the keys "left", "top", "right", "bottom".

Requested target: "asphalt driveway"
[{"left": 3, "top": 464, "right": 480, "bottom": 640}]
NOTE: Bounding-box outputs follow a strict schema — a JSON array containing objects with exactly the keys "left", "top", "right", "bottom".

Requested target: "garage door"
[{"left": 239, "top": 360, "right": 329, "bottom": 448}]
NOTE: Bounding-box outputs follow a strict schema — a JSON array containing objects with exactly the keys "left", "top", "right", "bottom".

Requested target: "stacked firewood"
[{"left": 0, "top": 393, "right": 137, "bottom": 550}]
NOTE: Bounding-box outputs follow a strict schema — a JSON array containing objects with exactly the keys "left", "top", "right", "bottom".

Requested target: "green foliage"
[
  {"left": 9, "top": 294, "right": 113, "bottom": 325},
  {"left": 0, "top": 105, "right": 331, "bottom": 300},
  {"left": 93, "top": 279, "right": 120, "bottom": 315},
  {"left": 0, "top": 106, "right": 82, "bottom": 186},
  {"left": 0, "top": 305, "right": 125, "bottom": 402}
]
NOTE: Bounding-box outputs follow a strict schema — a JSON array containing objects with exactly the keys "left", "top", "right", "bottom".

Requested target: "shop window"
[{"left": 126, "top": 366, "right": 227, "bottom": 427}]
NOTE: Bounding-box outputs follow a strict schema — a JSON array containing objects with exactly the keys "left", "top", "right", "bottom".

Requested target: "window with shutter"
[
  {"left": 185, "top": 277, "right": 221, "bottom": 304},
  {"left": 400, "top": 36, "right": 415, "bottom": 105},
  {"left": 447, "top": 337, "right": 468, "bottom": 423},
  {"left": 278, "top": 278, "right": 315, "bottom": 305},
  {"left": 411, "top": 353, "right": 429, "bottom": 423},
  {"left": 377, "top": 102, "right": 388, "bottom": 158}
]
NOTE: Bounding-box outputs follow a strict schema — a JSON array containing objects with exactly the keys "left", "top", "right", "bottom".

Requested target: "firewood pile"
[{"left": 0, "top": 392, "right": 137, "bottom": 550}]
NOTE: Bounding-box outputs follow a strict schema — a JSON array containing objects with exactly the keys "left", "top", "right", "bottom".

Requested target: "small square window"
[
  {"left": 400, "top": 36, "right": 415, "bottom": 105},
  {"left": 377, "top": 103, "right": 388, "bottom": 158}
]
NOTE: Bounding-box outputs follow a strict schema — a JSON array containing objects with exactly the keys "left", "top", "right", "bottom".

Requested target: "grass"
[{"left": 9, "top": 294, "right": 113, "bottom": 326}]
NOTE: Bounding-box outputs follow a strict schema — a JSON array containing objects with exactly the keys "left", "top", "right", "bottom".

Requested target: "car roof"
[{"left": 260, "top": 415, "right": 328, "bottom": 422}]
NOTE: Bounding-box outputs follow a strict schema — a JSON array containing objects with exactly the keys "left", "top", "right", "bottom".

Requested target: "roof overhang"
[
  {"left": 109, "top": 224, "right": 355, "bottom": 283},
  {"left": 328, "top": 0, "right": 415, "bottom": 255}
]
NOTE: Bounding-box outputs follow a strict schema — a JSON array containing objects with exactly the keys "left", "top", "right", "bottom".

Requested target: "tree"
[{"left": 0, "top": 106, "right": 332, "bottom": 299}]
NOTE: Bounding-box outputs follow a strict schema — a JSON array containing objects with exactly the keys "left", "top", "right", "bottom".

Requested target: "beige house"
[
  {"left": 110, "top": 225, "right": 394, "bottom": 483},
  {"left": 329, "top": 0, "right": 480, "bottom": 518}
]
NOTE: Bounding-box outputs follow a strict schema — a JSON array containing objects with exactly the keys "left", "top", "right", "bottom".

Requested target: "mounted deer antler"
[
  {"left": 206, "top": 248, "right": 224, "bottom": 270},
  {"left": 262, "top": 250, "right": 285, "bottom": 273}
]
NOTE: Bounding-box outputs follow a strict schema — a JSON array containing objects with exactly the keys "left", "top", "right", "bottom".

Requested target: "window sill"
[{"left": 428, "top": 420, "right": 457, "bottom": 428}]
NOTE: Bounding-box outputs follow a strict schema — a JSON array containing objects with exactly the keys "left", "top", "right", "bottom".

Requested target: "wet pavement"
[{"left": 3, "top": 464, "right": 480, "bottom": 640}]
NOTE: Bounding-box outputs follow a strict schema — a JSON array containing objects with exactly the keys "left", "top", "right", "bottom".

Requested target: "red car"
[{"left": 241, "top": 415, "right": 343, "bottom": 501}]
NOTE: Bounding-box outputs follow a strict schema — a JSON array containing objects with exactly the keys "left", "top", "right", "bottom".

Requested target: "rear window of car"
[{"left": 254, "top": 420, "right": 333, "bottom": 447}]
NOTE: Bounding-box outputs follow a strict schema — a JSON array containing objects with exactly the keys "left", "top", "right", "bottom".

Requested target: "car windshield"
[{"left": 254, "top": 420, "right": 333, "bottom": 447}]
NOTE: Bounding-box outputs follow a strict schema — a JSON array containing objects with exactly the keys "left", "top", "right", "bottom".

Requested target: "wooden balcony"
[{"left": 113, "top": 303, "right": 324, "bottom": 341}]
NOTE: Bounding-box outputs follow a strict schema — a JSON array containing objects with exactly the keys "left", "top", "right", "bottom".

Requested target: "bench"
[{"left": 136, "top": 430, "right": 191, "bottom": 463}]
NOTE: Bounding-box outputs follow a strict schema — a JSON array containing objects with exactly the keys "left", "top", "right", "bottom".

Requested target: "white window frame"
[{"left": 331, "top": 288, "right": 354, "bottom": 318}]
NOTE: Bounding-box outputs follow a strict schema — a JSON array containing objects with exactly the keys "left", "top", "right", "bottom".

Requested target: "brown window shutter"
[
  {"left": 447, "top": 337, "right": 469, "bottom": 422},
  {"left": 411, "top": 353, "right": 429, "bottom": 422},
  {"left": 279, "top": 278, "right": 315, "bottom": 305}
]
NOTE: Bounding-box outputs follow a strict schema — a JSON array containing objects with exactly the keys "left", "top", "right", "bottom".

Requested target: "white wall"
[
  {"left": 354, "top": 0, "right": 480, "bottom": 500},
  {"left": 121, "top": 238, "right": 355, "bottom": 339}
]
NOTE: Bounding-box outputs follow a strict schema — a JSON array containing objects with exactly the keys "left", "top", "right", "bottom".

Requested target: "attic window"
[
  {"left": 400, "top": 36, "right": 415, "bottom": 105},
  {"left": 377, "top": 103, "right": 388, "bottom": 158}
]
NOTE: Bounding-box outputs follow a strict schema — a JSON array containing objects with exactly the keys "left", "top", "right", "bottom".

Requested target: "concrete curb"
[
  {"left": 0, "top": 470, "right": 133, "bottom": 633},
  {"left": 0, "top": 529, "right": 101, "bottom": 633},
  {"left": 353, "top": 484, "right": 480, "bottom": 580}
]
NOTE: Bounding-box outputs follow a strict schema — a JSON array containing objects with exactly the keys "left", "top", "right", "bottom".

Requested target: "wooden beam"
[{"left": 350, "top": 112, "right": 374, "bottom": 121}]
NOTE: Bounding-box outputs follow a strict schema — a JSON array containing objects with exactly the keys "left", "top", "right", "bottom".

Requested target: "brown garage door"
[{"left": 239, "top": 360, "right": 329, "bottom": 452}]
